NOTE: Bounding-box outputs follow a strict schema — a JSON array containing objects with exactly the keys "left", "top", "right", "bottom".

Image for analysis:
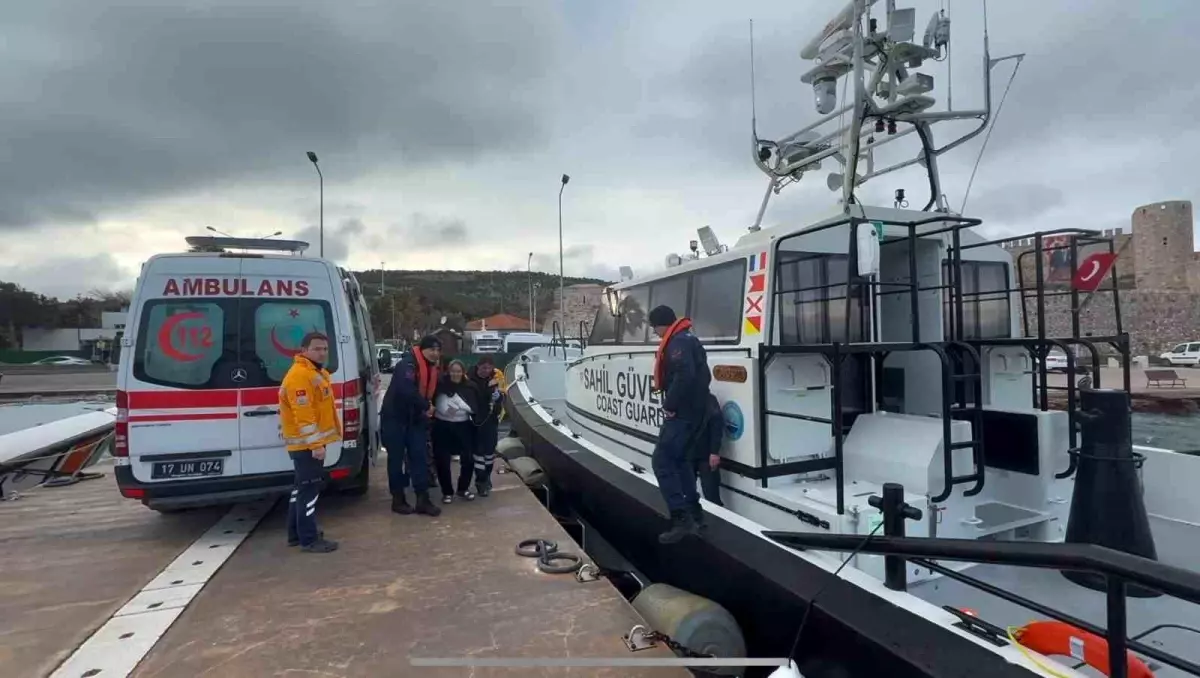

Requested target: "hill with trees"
[{"left": 355, "top": 268, "right": 608, "bottom": 342}]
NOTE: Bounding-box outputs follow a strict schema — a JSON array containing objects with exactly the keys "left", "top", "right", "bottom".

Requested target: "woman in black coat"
[{"left": 431, "top": 360, "right": 482, "bottom": 503}]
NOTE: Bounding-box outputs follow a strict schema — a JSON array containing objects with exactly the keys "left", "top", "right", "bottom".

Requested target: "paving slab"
[
  {"left": 132, "top": 457, "right": 683, "bottom": 677},
  {"left": 0, "top": 462, "right": 226, "bottom": 678}
]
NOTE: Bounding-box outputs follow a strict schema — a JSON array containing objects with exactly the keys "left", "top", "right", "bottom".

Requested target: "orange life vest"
[
  {"left": 412, "top": 348, "right": 438, "bottom": 401},
  {"left": 653, "top": 317, "right": 693, "bottom": 392}
]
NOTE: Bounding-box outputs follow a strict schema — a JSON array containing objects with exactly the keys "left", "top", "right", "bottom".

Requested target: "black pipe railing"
[{"left": 763, "top": 529, "right": 1200, "bottom": 678}]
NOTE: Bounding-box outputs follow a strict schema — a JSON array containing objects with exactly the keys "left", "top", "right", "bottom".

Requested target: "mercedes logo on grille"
[{"left": 231, "top": 368, "right": 248, "bottom": 383}]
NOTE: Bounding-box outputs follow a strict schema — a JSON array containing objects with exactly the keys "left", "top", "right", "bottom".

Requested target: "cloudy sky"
[{"left": 2, "top": 0, "right": 1195, "bottom": 298}]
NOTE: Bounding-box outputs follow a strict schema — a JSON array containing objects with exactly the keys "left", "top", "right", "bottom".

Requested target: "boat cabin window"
[
  {"left": 776, "top": 252, "right": 865, "bottom": 344},
  {"left": 690, "top": 261, "right": 745, "bottom": 342},
  {"left": 608, "top": 259, "right": 747, "bottom": 345},
  {"left": 944, "top": 260, "right": 1012, "bottom": 339},
  {"left": 649, "top": 276, "right": 689, "bottom": 326},
  {"left": 588, "top": 307, "right": 618, "bottom": 345},
  {"left": 619, "top": 286, "right": 651, "bottom": 343}
]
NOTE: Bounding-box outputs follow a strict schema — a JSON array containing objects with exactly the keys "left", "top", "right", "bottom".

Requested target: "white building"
[{"left": 21, "top": 310, "right": 128, "bottom": 353}]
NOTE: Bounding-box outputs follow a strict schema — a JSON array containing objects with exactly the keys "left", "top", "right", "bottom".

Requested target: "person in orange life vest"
[
  {"left": 381, "top": 334, "right": 443, "bottom": 517},
  {"left": 648, "top": 305, "right": 712, "bottom": 544},
  {"left": 279, "top": 332, "right": 341, "bottom": 553}
]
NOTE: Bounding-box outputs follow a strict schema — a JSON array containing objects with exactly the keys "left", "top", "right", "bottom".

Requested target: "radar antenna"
[{"left": 747, "top": 0, "right": 1024, "bottom": 227}]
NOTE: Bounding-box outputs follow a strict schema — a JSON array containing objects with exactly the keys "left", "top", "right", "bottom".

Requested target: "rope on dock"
[{"left": 515, "top": 537, "right": 584, "bottom": 574}]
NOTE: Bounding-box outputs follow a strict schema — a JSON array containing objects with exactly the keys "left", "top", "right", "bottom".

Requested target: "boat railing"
[
  {"left": 763, "top": 521, "right": 1200, "bottom": 678},
  {"left": 760, "top": 213, "right": 990, "bottom": 514},
  {"left": 950, "top": 228, "right": 1132, "bottom": 480},
  {"left": 759, "top": 340, "right": 985, "bottom": 514}
]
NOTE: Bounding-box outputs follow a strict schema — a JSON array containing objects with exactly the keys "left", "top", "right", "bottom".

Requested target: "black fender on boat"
[{"left": 502, "top": 376, "right": 1039, "bottom": 678}]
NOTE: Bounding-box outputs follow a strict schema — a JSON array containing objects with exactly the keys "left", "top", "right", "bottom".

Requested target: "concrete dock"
[{"left": 1, "top": 454, "right": 682, "bottom": 677}]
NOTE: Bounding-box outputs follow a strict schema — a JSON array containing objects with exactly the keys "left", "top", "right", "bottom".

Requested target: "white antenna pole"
[
  {"left": 750, "top": 19, "right": 758, "bottom": 139},
  {"left": 841, "top": 0, "right": 867, "bottom": 206}
]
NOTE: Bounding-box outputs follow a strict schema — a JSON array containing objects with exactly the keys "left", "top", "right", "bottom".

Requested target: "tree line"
[
  {"left": 356, "top": 269, "right": 607, "bottom": 342},
  {"left": 0, "top": 282, "right": 131, "bottom": 350}
]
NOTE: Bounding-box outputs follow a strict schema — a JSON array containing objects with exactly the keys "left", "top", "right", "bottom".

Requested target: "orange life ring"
[{"left": 1013, "top": 620, "right": 1154, "bottom": 678}]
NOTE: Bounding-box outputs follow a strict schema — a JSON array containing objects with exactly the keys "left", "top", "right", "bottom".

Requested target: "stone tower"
[{"left": 1132, "top": 200, "right": 1194, "bottom": 291}]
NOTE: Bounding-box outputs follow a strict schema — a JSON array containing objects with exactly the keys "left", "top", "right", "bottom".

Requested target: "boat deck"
[
  {"left": 0, "top": 454, "right": 682, "bottom": 677},
  {"left": 534, "top": 395, "right": 1200, "bottom": 678}
]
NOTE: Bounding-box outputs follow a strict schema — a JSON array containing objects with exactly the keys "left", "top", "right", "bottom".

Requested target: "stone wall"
[
  {"left": 541, "top": 283, "right": 606, "bottom": 338},
  {"left": 1000, "top": 200, "right": 1198, "bottom": 356},
  {"left": 1022, "top": 290, "right": 1200, "bottom": 356}
]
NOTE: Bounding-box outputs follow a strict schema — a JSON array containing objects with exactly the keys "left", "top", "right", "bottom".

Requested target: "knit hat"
[
  {"left": 418, "top": 334, "right": 442, "bottom": 350},
  {"left": 648, "top": 305, "right": 677, "bottom": 327}
]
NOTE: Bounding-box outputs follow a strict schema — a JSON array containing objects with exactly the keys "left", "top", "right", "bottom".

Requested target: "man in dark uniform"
[
  {"left": 381, "top": 334, "right": 442, "bottom": 517},
  {"left": 648, "top": 304, "right": 712, "bottom": 544}
]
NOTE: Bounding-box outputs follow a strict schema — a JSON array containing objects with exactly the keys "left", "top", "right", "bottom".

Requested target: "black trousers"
[
  {"left": 433, "top": 419, "right": 475, "bottom": 496},
  {"left": 286, "top": 450, "right": 324, "bottom": 545},
  {"left": 696, "top": 458, "right": 723, "bottom": 506},
  {"left": 474, "top": 418, "right": 499, "bottom": 488}
]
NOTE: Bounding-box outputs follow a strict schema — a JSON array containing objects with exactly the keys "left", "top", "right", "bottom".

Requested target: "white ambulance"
[{"left": 114, "top": 236, "right": 382, "bottom": 512}]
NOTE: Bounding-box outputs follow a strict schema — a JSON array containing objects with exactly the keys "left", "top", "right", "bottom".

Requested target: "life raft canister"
[{"left": 1013, "top": 620, "right": 1154, "bottom": 678}]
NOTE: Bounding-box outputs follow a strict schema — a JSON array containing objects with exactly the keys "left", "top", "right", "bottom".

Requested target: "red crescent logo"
[
  {"left": 157, "top": 312, "right": 206, "bottom": 362},
  {"left": 270, "top": 326, "right": 301, "bottom": 357}
]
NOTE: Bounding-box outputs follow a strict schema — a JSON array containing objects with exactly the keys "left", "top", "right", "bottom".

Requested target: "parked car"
[
  {"left": 1038, "top": 350, "right": 1091, "bottom": 374},
  {"left": 31, "top": 356, "right": 94, "bottom": 366},
  {"left": 1159, "top": 342, "right": 1200, "bottom": 367}
]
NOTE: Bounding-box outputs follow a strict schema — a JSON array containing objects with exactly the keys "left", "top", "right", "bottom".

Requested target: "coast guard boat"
[{"left": 504, "top": 1, "right": 1200, "bottom": 676}]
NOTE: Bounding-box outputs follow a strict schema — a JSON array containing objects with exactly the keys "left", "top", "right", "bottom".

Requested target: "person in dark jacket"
[
  {"left": 648, "top": 304, "right": 712, "bottom": 544},
  {"left": 468, "top": 356, "right": 505, "bottom": 497},
  {"left": 431, "top": 359, "right": 481, "bottom": 503},
  {"left": 380, "top": 335, "right": 442, "bottom": 516},
  {"left": 692, "top": 393, "right": 725, "bottom": 507}
]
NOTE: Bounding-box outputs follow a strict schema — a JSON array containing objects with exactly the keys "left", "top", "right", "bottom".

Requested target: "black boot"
[
  {"left": 658, "top": 510, "right": 699, "bottom": 544},
  {"left": 391, "top": 492, "right": 414, "bottom": 515},
  {"left": 690, "top": 502, "right": 707, "bottom": 531},
  {"left": 415, "top": 491, "right": 442, "bottom": 517}
]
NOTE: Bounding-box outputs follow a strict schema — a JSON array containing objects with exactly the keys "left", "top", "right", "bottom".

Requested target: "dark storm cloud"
[
  {"left": 0, "top": 0, "right": 562, "bottom": 230},
  {"left": 964, "top": 183, "right": 1065, "bottom": 224},
  {"left": 390, "top": 213, "right": 470, "bottom": 250},
  {"left": 949, "top": 0, "right": 1200, "bottom": 166},
  {"left": 634, "top": 0, "right": 1200, "bottom": 176},
  {"left": 527, "top": 244, "right": 617, "bottom": 282},
  {"left": 633, "top": 21, "right": 803, "bottom": 169},
  {"left": 295, "top": 218, "right": 367, "bottom": 263},
  {"left": 0, "top": 253, "right": 135, "bottom": 299}
]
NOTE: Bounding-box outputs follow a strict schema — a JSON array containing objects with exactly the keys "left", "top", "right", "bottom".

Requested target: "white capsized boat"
[
  {"left": 504, "top": 2, "right": 1200, "bottom": 677},
  {"left": 0, "top": 402, "right": 116, "bottom": 499}
]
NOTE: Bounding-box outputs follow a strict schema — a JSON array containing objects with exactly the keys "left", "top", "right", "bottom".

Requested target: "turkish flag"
[{"left": 1071, "top": 252, "right": 1119, "bottom": 292}]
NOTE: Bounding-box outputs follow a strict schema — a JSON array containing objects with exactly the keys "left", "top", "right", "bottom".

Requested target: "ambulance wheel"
[{"left": 340, "top": 456, "right": 370, "bottom": 496}]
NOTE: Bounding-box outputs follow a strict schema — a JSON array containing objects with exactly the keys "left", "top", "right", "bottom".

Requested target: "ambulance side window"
[
  {"left": 133, "top": 300, "right": 229, "bottom": 388},
  {"left": 345, "top": 294, "right": 372, "bottom": 375},
  {"left": 250, "top": 301, "right": 339, "bottom": 385}
]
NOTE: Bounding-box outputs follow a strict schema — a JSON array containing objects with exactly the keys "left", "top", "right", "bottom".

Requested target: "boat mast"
[{"left": 748, "top": 0, "right": 1021, "bottom": 229}]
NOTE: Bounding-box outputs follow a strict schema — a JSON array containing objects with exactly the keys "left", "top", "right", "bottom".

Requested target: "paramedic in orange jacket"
[{"left": 279, "top": 332, "right": 341, "bottom": 553}]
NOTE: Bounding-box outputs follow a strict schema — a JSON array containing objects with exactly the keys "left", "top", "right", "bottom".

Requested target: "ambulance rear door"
[
  {"left": 124, "top": 255, "right": 244, "bottom": 483},
  {"left": 237, "top": 258, "right": 345, "bottom": 474}
]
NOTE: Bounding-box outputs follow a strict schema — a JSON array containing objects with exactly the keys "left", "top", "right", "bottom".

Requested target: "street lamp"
[
  {"left": 306, "top": 151, "right": 323, "bottom": 257},
  {"left": 558, "top": 174, "right": 569, "bottom": 335},
  {"left": 527, "top": 252, "right": 534, "bottom": 331},
  {"left": 206, "top": 226, "right": 234, "bottom": 237}
]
